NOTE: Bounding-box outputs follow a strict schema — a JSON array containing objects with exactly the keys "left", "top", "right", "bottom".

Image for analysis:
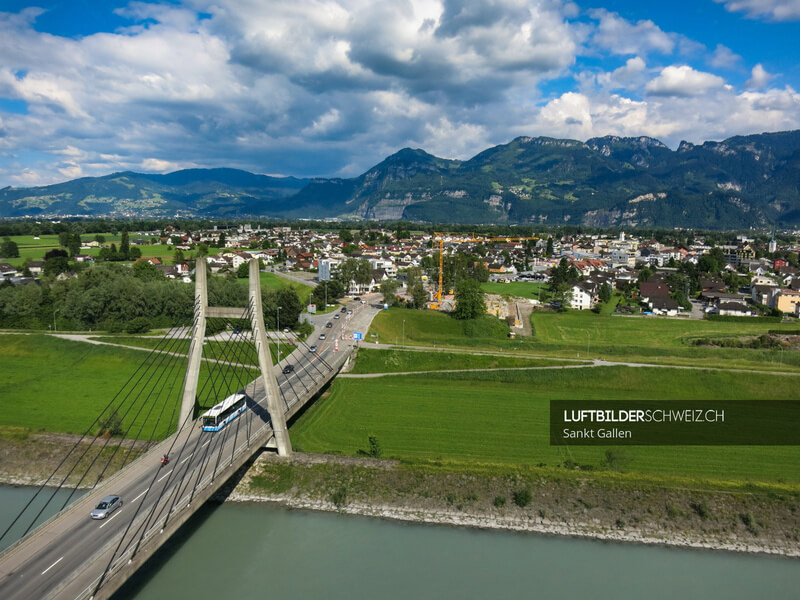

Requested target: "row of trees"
[{"left": 0, "top": 263, "right": 305, "bottom": 332}]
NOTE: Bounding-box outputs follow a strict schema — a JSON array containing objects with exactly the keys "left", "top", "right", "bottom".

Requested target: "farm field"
[
  {"left": 0, "top": 233, "right": 219, "bottom": 267},
  {"left": 481, "top": 280, "right": 547, "bottom": 298},
  {"left": 290, "top": 366, "right": 800, "bottom": 484},
  {"left": 0, "top": 334, "right": 255, "bottom": 438},
  {"left": 367, "top": 307, "right": 800, "bottom": 370},
  {"left": 349, "top": 348, "right": 576, "bottom": 373},
  {"left": 89, "top": 335, "right": 285, "bottom": 365},
  {"left": 236, "top": 271, "right": 315, "bottom": 303}
]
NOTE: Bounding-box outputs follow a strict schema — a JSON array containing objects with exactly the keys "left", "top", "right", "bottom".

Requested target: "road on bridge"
[{"left": 0, "top": 296, "right": 382, "bottom": 600}]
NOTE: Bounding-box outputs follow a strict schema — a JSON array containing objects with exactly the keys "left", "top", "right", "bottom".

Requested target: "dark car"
[
  {"left": 325, "top": 322, "right": 332, "bottom": 328},
  {"left": 282, "top": 364, "right": 294, "bottom": 374},
  {"left": 90, "top": 495, "right": 122, "bottom": 520},
  {"left": 341, "top": 307, "right": 347, "bottom": 312},
  {"left": 309, "top": 345, "right": 318, "bottom": 352},
  {"left": 353, "top": 296, "right": 360, "bottom": 301}
]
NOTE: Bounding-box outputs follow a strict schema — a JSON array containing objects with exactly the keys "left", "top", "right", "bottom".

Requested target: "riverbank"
[
  {"left": 2, "top": 435, "right": 797, "bottom": 558},
  {"left": 223, "top": 452, "right": 800, "bottom": 558}
]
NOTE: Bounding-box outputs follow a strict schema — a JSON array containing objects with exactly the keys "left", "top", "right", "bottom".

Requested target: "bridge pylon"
[{"left": 179, "top": 257, "right": 292, "bottom": 456}]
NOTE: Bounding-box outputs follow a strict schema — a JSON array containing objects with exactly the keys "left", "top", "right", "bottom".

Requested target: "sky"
[{"left": 0, "top": 0, "right": 799, "bottom": 187}]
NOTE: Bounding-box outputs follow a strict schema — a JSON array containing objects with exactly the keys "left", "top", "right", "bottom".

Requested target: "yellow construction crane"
[
  {"left": 430, "top": 233, "right": 445, "bottom": 309},
  {"left": 428, "top": 234, "right": 539, "bottom": 309}
]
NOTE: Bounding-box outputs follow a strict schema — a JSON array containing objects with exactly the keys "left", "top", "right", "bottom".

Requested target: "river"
[{"left": 1, "top": 486, "right": 798, "bottom": 599}]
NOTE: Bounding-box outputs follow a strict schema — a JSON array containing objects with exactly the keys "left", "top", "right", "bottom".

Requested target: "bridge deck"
[{"left": 0, "top": 300, "right": 374, "bottom": 600}]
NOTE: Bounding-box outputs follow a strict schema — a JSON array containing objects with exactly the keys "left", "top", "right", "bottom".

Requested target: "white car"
[
  {"left": 90, "top": 495, "right": 122, "bottom": 519},
  {"left": 319, "top": 333, "right": 326, "bottom": 340}
]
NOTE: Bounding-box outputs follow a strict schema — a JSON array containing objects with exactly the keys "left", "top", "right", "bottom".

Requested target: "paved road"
[{"left": 0, "top": 297, "right": 383, "bottom": 600}]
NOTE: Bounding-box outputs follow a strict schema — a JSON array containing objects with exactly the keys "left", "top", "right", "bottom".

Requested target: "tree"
[
  {"left": 276, "top": 287, "right": 303, "bottom": 328},
  {"left": 67, "top": 234, "right": 81, "bottom": 258},
  {"left": 354, "top": 259, "right": 372, "bottom": 289},
  {"left": 453, "top": 278, "right": 486, "bottom": 320},
  {"left": 380, "top": 280, "right": 399, "bottom": 306},
  {"left": 43, "top": 249, "right": 70, "bottom": 277},
  {"left": 310, "top": 279, "right": 344, "bottom": 307},
  {"left": 129, "top": 246, "right": 142, "bottom": 260},
  {"left": 173, "top": 249, "right": 185, "bottom": 265},
  {"left": 598, "top": 282, "right": 612, "bottom": 303},
  {"left": 120, "top": 230, "right": 130, "bottom": 260},
  {"left": 218, "top": 232, "right": 226, "bottom": 248},
  {"left": 339, "top": 229, "right": 354, "bottom": 244},
  {"left": 132, "top": 260, "right": 163, "bottom": 281},
  {"left": 94, "top": 234, "right": 106, "bottom": 244},
  {"left": 336, "top": 258, "right": 359, "bottom": 292},
  {"left": 0, "top": 237, "right": 19, "bottom": 258},
  {"left": 196, "top": 243, "right": 209, "bottom": 257},
  {"left": 545, "top": 237, "right": 554, "bottom": 257},
  {"left": 237, "top": 261, "right": 250, "bottom": 278},
  {"left": 58, "top": 231, "right": 71, "bottom": 248}
]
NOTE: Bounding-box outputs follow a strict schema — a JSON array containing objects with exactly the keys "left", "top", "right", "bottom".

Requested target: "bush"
[
  {"left": 330, "top": 486, "right": 347, "bottom": 508},
  {"left": 368, "top": 434, "right": 382, "bottom": 458},
  {"left": 98, "top": 413, "right": 124, "bottom": 437},
  {"left": 691, "top": 500, "right": 710, "bottom": 520},
  {"left": 741, "top": 511, "right": 758, "bottom": 534},
  {"left": 512, "top": 487, "right": 531, "bottom": 508},
  {"left": 125, "top": 317, "right": 151, "bottom": 334},
  {"left": 493, "top": 496, "right": 506, "bottom": 508}
]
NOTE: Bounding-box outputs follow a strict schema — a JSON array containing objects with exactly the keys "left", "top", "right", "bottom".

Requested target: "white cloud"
[
  {"left": 0, "top": 2, "right": 796, "bottom": 188},
  {"left": 526, "top": 84, "right": 800, "bottom": 149},
  {"left": 597, "top": 56, "right": 647, "bottom": 90},
  {"left": 745, "top": 63, "right": 775, "bottom": 89},
  {"left": 710, "top": 44, "right": 741, "bottom": 69},
  {"left": 714, "top": 0, "right": 800, "bottom": 22},
  {"left": 589, "top": 9, "right": 675, "bottom": 56},
  {"left": 140, "top": 158, "right": 181, "bottom": 172},
  {"left": 645, "top": 65, "right": 726, "bottom": 97}
]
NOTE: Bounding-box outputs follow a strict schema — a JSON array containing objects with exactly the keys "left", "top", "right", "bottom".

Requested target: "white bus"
[{"left": 200, "top": 393, "right": 247, "bottom": 432}]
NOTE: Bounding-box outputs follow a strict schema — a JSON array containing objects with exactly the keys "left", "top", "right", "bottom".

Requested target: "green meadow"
[
  {"left": 481, "top": 280, "right": 547, "bottom": 298},
  {"left": 349, "top": 348, "right": 575, "bottom": 373},
  {"left": 290, "top": 366, "right": 800, "bottom": 484},
  {"left": 89, "top": 335, "right": 285, "bottom": 365},
  {"left": 367, "top": 306, "right": 800, "bottom": 370},
  {"left": 0, "top": 334, "right": 256, "bottom": 438}
]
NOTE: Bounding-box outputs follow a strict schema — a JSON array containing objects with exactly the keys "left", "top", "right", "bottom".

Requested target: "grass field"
[
  {"left": 290, "top": 366, "right": 800, "bottom": 484},
  {"left": 89, "top": 335, "right": 286, "bottom": 365},
  {"left": 0, "top": 334, "right": 256, "bottom": 438},
  {"left": 349, "top": 348, "right": 576, "bottom": 373},
  {"left": 236, "top": 271, "right": 315, "bottom": 303},
  {"left": 481, "top": 281, "right": 547, "bottom": 298},
  {"left": 368, "top": 308, "right": 513, "bottom": 348},
  {"left": 0, "top": 234, "right": 220, "bottom": 267},
  {"left": 367, "top": 306, "right": 800, "bottom": 370}
]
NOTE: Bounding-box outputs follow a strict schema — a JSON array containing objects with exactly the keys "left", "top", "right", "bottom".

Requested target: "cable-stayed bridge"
[{"left": 0, "top": 259, "right": 371, "bottom": 600}]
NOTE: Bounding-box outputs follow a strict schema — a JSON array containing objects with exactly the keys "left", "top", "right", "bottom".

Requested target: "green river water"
[{"left": 1, "top": 486, "right": 798, "bottom": 599}]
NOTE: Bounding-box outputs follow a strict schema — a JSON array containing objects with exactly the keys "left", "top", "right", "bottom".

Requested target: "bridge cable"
[
  {"left": 0, "top": 311, "right": 199, "bottom": 543},
  {"left": 58, "top": 318, "right": 197, "bottom": 511}
]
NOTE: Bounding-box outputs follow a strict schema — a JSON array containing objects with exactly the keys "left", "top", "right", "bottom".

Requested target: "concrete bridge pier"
[{"left": 178, "top": 257, "right": 291, "bottom": 456}]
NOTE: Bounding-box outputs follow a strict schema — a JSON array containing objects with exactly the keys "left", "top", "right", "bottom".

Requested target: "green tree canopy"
[
  {"left": 453, "top": 278, "right": 486, "bottom": 320},
  {"left": 0, "top": 237, "right": 19, "bottom": 258}
]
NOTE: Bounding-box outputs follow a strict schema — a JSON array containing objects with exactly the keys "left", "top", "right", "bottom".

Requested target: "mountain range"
[{"left": 2, "top": 130, "right": 799, "bottom": 229}]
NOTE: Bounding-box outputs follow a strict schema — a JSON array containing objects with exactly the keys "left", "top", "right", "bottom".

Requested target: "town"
[{"left": 2, "top": 224, "right": 799, "bottom": 322}]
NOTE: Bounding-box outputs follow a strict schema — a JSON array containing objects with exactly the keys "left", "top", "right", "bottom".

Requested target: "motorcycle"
[{"left": 160, "top": 455, "right": 169, "bottom": 466}]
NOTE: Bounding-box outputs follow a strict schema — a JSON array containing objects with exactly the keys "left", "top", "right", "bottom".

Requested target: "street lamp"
[
  {"left": 324, "top": 281, "right": 328, "bottom": 310},
  {"left": 53, "top": 308, "right": 60, "bottom": 333},
  {"left": 587, "top": 331, "right": 590, "bottom": 359},
  {"left": 276, "top": 306, "right": 282, "bottom": 361},
  {"left": 403, "top": 319, "right": 405, "bottom": 347}
]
